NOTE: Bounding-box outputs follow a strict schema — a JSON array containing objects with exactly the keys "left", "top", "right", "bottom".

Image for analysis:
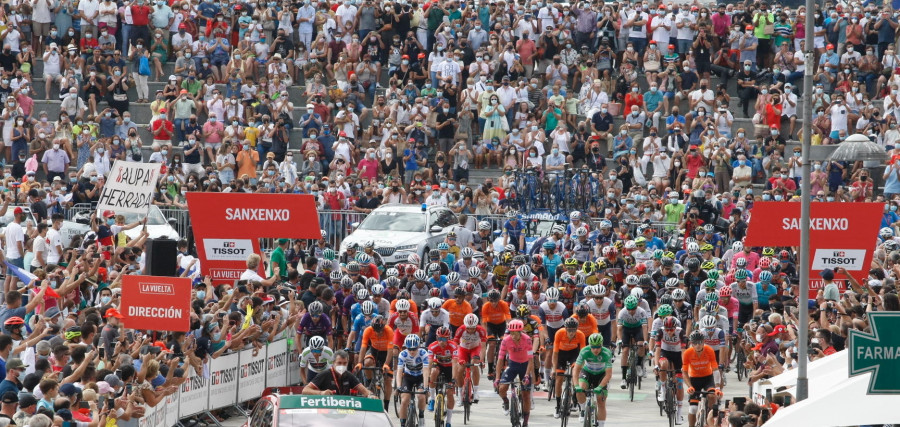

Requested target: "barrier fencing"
[{"left": 117, "top": 337, "right": 299, "bottom": 427}]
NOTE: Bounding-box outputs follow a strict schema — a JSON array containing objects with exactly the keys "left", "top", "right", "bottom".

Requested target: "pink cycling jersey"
[
  {"left": 719, "top": 297, "right": 739, "bottom": 320},
  {"left": 498, "top": 333, "right": 534, "bottom": 364}
]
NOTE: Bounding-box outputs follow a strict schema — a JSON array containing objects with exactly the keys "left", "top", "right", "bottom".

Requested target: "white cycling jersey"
[
  {"left": 397, "top": 347, "right": 430, "bottom": 376},
  {"left": 299, "top": 347, "right": 334, "bottom": 373}
]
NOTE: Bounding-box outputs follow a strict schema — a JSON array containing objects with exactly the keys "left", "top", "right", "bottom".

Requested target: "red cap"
[
  {"left": 402, "top": 54, "right": 409, "bottom": 59},
  {"left": 338, "top": 131, "right": 347, "bottom": 137},
  {"left": 159, "top": 108, "right": 167, "bottom": 113},
  {"left": 649, "top": 40, "right": 656, "bottom": 44},
  {"left": 691, "top": 5, "right": 698, "bottom": 10},
  {"left": 102, "top": 210, "right": 115, "bottom": 218},
  {"left": 152, "top": 341, "right": 170, "bottom": 352},
  {"left": 12, "top": 207, "right": 22, "bottom": 215},
  {"left": 178, "top": 23, "right": 187, "bottom": 29},
  {"left": 105, "top": 308, "right": 125, "bottom": 319},
  {"left": 745, "top": 24, "right": 754, "bottom": 30},
  {"left": 417, "top": 53, "right": 425, "bottom": 58},
  {"left": 751, "top": 342, "right": 763, "bottom": 351},
  {"left": 432, "top": 185, "right": 440, "bottom": 190},
  {"left": 668, "top": 44, "right": 675, "bottom": 49},
  {"left": 768, "top": 325, "right": 787, "bottom": 336},
  {"left": 826, "top": 43, "right": 835, "bottom": 50},
  {"left": 658, "top": 4, "right": 665, "bottom": 9}
]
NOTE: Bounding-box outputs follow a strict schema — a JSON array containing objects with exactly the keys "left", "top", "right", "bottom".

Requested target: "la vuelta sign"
[
  {"left": 185, "top": 193, "right": 321, "bottom": 284},
  {"left": 744, "top": 202, "right": 883, "bottom": 298}
]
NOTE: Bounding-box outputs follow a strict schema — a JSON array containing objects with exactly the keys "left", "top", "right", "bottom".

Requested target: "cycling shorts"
[
  {"left": 598, "top": 322, "right": 612, "bottom": 347},
  {"left": 457, "top": 346, "right": 482, "bottom": 364},
  {"left": 546, "top": 326, "right": 561, "bottom": 345},
  {"left": 660, "top": 349, "right": 683, "bottom": 372},
  {"left": 578, "top": 370, "right": 606, "bottom": 391},
  {"left": 402, "top": 374, "right": 425, "bottom": 391},
  {"left": 365, "top": 349, "right": 390, "bottom": 371},
  {"left": 622, "top": 326, "right": 644, "bottom": 345},
  {"left": 500, "top": 360, "right": 532, "bottom": 391},
  {"left": 486, "top": 322, "right": 507, "bottom": 339},
  {"left": 738, "top": 304, "right": 753, "bottom": 326},
  {"left": 434, "top": 365, "right": 454, "bottom": 386},
  {"left": 556, "top": 348, "right": 579, "bottom": 370},
  {"left": 688, "top": 375, "right": 716, "bottom": 404}
]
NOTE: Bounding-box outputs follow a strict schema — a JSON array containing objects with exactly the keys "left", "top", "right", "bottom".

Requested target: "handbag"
[{"left": 113, "top": 92, "right": 127, "bottom": 101}]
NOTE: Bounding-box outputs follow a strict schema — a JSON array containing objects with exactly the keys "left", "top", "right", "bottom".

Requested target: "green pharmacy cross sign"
[{"left": 849, "top": 312, "right": 900, "bottom": 394}]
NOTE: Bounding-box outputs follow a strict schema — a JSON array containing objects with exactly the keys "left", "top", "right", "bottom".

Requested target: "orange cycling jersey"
[
  {"left": 361, "top": 325, "right": 395, "bottom": 352},
  {"left": 572, "top": 314, "right": 598, "bottom": 338},
  {"left": 682, "top": 345, "right": 718, "bottom": 378},
  {"left": 553, "top": 328, "right": 586, "bottom": 352},
  {"left": 482, "top": 301, "right": 512, "bottom": 325},
  {"left": 442, "top": 299, "right": 474, "bottom": 327}
]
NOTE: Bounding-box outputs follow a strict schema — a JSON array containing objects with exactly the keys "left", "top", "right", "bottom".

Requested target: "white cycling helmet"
[
  {"left": 625, "top": 274, "right": 639, "bottom": 286},
  {"left": 463, "top": 313, "right": 479, "bottom": 328},
  {"left": 630, "top": 287, "right": 643, "bottom": 299},
  {"left": 700, "top": 315, "right": 718, "bottom": 329},
  {"left": 732, "top": 241, "right": 744, "bottom": 252},
  {"left": 308, "top": 335, "right": 326, "bottom": 351},
  {"left": 395, "top": 299, "right": 411, "bottom": 312},
  {"left": 545, "top": 287, "right": 560, "bottom": 300},
  {"left": 428, "top": 298, "right": 442, "bottom": 310}
]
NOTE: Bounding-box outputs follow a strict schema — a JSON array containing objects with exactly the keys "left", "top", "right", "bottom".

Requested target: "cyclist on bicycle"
[
  {"left": 539, "top": 287, "right": 568, "bottom": 389},
  {"left": 398, "top": 334, "right": 430, "bottom": 427},
  {"left": 573, "top": 303, "right": 599, "bottom": 338},
  {"left": 586, "top": 285, "right": 616, "bottom": 346},
  {"left": 682, "top": 330, "right": 722, "bottom": 427},
  {"left": 572, "top": 333, "right": 613, "bottom": 427},
  {"left": 454, "top": 313, "right": 487, "bottom": 403},
  {"left": 390, "top": 299, "right": 421, "bottom": 360},
  {"left": 496, "top": 319, "right": 535, "bottom": 427},
  {"left": 649, "top": 308, "right": 685, "bottom": 425},
  {"left": 299, "top": 336, "right": 335, "bottom": 386},
  {"left": 348, "top": 300, "right": 379, "bottom": 360},
  {"left": 481, "top": 289, "right": 511, "bottom": 380},
  {"left": 503, "top": 211, "right": 526, "bottom": 252},
  {"left": 409, "top": 270, "right": 433, "bottom": 307},
  {"left": 616, "top": 295, "right": 649, "bottom": 389},
  {"left": 699, "top": 314, "right": 728, "bottom": 387},
  {"left": 731, "top": 269, "right": 759, "bottom": 326},
  {"left": 443, "top": 286, "right": 474, "bottom": 336},
  {"left": 512, "top": 303, "right": 546, "bottom": 390},
  {"left": 420, "top": 297, "right": 451, "bottom": 346},
  {"left": 426, "top": 326, "right": 457, "bottom": 426},
  {"left": 358, "top": 315, "right": 395, "bottom": 411},
  {"left": 296, "top": 301, "right": 334, "bottom": 350},
  {"left": 551, "top": 318, "right": 585, "bottom": 419}
]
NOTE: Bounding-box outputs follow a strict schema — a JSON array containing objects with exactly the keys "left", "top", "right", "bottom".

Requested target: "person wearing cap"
[
  {"left": 738, "top": 25, "right": 758, "bottom": 68},
  {"left": 299, "top": 103, "right": 324, "bottom": 138},
  {"left": 13, "top": 393, "right": 36, "bottom": 426},
  {"left": 0, "top": 359, "right": 27, "bottom": 396}
]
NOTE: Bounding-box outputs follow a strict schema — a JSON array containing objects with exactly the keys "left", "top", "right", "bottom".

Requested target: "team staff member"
[{"left": 303, "top": 350, "right": 375, "bottom": 397}]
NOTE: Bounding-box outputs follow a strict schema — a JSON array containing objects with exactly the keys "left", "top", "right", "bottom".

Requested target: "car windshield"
[
  {"left": 118, "top": 207, "right": 169, "bottom": 225},
  {"left": 358, "top": 211, "right": 425, "bottom": 233},
  {"left": 277, "top": 409, "right": 392, "bottom": 427}
]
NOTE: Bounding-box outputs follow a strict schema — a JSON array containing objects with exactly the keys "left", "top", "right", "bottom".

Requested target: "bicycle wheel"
[
  {"left": 407, "top": 401, "right": 418, "bottom": 427},
  {"left": 509, "top": 389, "right": 521, "bottom": 427},
  {"left": 433, "top": 392, "right": 445, "bottom": 427},
  {"left": 665, "top": 386, "right": 676, "bottom": 427},
  {"left": 628, "top": 354, "right": 637, "bottom": 402},
  {"left": 696, "top": 400, "right": 707, "bottom": 427},
  {"left": 736, "top": 350, "right": 746, "bottom": 381},
  {"left": 394, "top": 391, "right": 401, "bottom": 418},
  {"left": 582, "top": 401, "right": 593, "bottom": 427},
  {"left": 559, "top": 385, "right": 571, "bottom": 427},
  {"left": 463, "top": 378, "right": 472, "bottom": 425}
]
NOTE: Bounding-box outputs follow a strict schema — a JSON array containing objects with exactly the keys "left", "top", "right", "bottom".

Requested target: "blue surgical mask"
[
  {"left": 107, "top": 218, "right": 115, "bottom": 225},
  {"left": 197, "top": 291, "right": 206, "bottom": 299},
  {"left": 100, "top": 296, "right": 111, "bottom": 305},
  {"left": 212, "top": 332, "right": 222, "bottom": 341}
]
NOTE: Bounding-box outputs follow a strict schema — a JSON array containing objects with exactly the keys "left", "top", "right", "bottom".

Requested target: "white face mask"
[
  {"left": 334, "top": 364, "right": 348, "bottom": 375},
  {"left": 756, "top": 333, "right": 764, "bottom": 342}
]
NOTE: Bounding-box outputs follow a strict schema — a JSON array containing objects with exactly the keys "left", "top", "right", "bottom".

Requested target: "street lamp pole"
[{"left": 796, "top": 0, "right": 815, "bottom": 402}]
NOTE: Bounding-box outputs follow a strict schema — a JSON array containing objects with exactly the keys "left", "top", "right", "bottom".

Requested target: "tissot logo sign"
[
  {"left": 204, "top": 239, "right": 254, "bottom": 261},
  {"left": 812, "top": 249, "right": 865, "bottom": 270}
]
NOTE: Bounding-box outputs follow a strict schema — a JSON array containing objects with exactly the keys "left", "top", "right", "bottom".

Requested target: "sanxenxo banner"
[
  {"left": 119, "top": 276, "right": 192, "bottom": 332},
  {"left": 185, "top": 193, "right": 321, "bottom": 284},
  {"left": 744, "top": 202, "right": 883, "bottom": 298},
  {"left": 97, "top": 161, "right": 161, "bottom": 215}
]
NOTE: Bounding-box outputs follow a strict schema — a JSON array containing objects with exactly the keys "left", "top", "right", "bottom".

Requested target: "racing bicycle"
[
  {"left": 433, "top": 376, "right": 451, "bottom": 427},
  {"left": 556, "top": 365, "right": 576, "bottom": 427},
  {"left": 624, "top": 342, "right": 643, "bottom": 402},
  {"left": 731, "top": 330, "right": 748, "bottom": 382},
  {"left": 507, "top": 377, "right": 525, "bottom": 427},
  {"left": 401, "top": 386, "right": 429, "bottom": 427},
  {"left": 656, "top": 367, "right": 678, "bottom": 427},
  {"left": 461, "top": 362, "right": 477, "bottom": 424},
  {"left": 358, "top": 365, "right": 385, "bottom": 400},
  {"left": 580, "top": 385, "right": 607, "bottom": 427},
  {"left": 692, "top": 389, "right": 719, "bottom": 427}
]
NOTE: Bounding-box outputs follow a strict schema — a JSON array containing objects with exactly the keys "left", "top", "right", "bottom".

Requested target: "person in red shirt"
[
  {"left": 764, "top": 96, "right": 783, "bottom": 130},
  {"left": 770, "top": 167, "right": 797, "bottom": 194},
  {"left": 205, "top": 12, "right": 230, "bottom": 38},
  {"left": 150, "top": 108, "right": 173, "bottom": 148},
  {"left": 79, "top": 31, "right": 99, "bottom": 58},
  {"left": 624, "top": 82, "right": 644, "bottom": 118},
  {"left": 129, "top": 2, "right": 152, "bottom": 47},
  {"left": 685, "top": 146, "right": 706, "bottom": 180},
  {"left": 850, "top": 171, "right": 874, "bottom": 202}
]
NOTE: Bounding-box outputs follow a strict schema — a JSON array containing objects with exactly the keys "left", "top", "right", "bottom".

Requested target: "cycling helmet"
[
  {"left": 506, "top": 210, "right": 519, "bottom": 219},
  {"left": 404, "top": 334, "right": 421, "bottom": 349},
  {"left": 758, "top": 258, "right": 771, "bottom": 270},
  {"left": 506, "top": 245, "right": 517, "bottom": 254},
  {"left": 514, "top": 281, "right": 528, "bottom": 292},
  {"left": 661, "top": 257, "right": 675, "bottom": 268},
  {"left": 357, "top": 253, "right": 371, "bottom": 264},
  {"left": 405, "top": 264, "right": 418, "bottom": 277},
  {"left": 700, "top": 261, "right": 716, "bottom": 271},
  {"left": 447, "top": 272, "right": 460, "bottom": 284},
  {"left": 564, "top": 317, "right": 578, "bottom": 330},
  {"left": 685, "top": 237, "right": 696, "bottom": 245},
  {"left": 599, "top": 219, "right": 612, "bottom": 229},
  {"left": 329, "top": 270, "right": 343, "bottom": 282},
  {"left": 735, "top": 257, "right": 748, "bottom": 268},
  {"left": 689, "top": 330, "right": 705, "bottom": 343},
  {"left": 453, "top": 287, "right": 466, "bottom": 297},
  {"left": 385, "top": 276, "right": 400, "bottom": 288},
  {"left": 659, "top": 294, "right": 673, "bottom": 307},
  {"left": 436, "top": 326, "right": 452, "bottom": 338},
  {"left": 732, "top": 241, "right": 744, "bottom": 252},
  {"left": 653, "top": 249, "right": 665, "bottom": 259},
  {"left": 356, "top": 289, "right": 370, "bottom": 301},
  {"left": 516, "top": 265, "right": 532, "bottom": 280},
  {"left": 625, "top": 274, "right": 639, "bottom": 286},
  {"left": 687, "top": 242, "right": 700, "bottom": 253},
  {"left": 656, "top": 304, "right": 673, "bottom": 317},
  {"left": 513, "top": 255, "right": 527, "bottom": 266},
  {"left": 463, "top": 313, "right": 479, "bottom": 328},
  {"left": 545, "top": 287, "right": 560, "bottom": 300},
  {"left": 478, "top": 221, "right": 492, "bottom": 231},
  {"left": 762, "top": 247, "right": 775, "bottom": 257},
  {"left": 4, "top": 317, "right": 24, "bottom": 326},
  {"left": 587, "top": 333, "right": 604, "bottom": 347},
  {"left": 397, "top": 289, "right": 410, "bottom": 300},
  {"left": 342, "top": 277, "right": 355, "bottom": 290},
  {"left": 665, "top": 278, "right": 680, "bottom": 289},
  {"left": 734, "top": 269, "right": 749, "bottom": 280},
  {"left": 703, "top": 279, "right": 718, "bottom": 289},
  {"left": 528, "top": 281, "right": 541, "bottom": 295},
  {"left": 624, "top": 295, "right": 639, "bottom": 310},
  {"left": 570, "top": 211, "right": 582, "bottom": 221},
  {"left": 703, "top": 224, "right": 715, "bottom": 233},
  {"left": 663, "top": 317, "right": 678, "bottom": 330},
  {"left": 639, "top": 274, "right": 653, "bottom": 287},
  {"left": 487, "top": 289, "right": 501, "bottom": 302},
  {"left": 542, "top": 240, "right": 557, "bottom": 250},
  {"left": 437, "top": 242, "right": 450, "bottom": 251},
  {"left": 685, "top": 257, "right": 700, "bottom": 272},
  {"left": 631, "top": 288, "right": 643, "bottom": 300},
  {"left": 428, "top": 298, "right": 443, "bottom": 310},
  {"left": 672, "top": 289, "right": 687, "bottom": 301},
  {"left": 704, "top": 301, "right": 719, "bottom": 313},
  {"left": 551, "top": 224, "right": 566, "bottom": 235},
  {"left": 516, "top": 304, "right": 531, "bottom": 318},
  {"left": 323, "top": 248, "right": 336, "bottom": 260},
  {"left": 779, "top": 249, "right": 791, "bottom": 259},
  {"left": 574, "top": 226, "right": 588, "bottom": 237},
  {"left": 624, "top": 240, "right": 637, "bottom": 250},
  {"left": 395, "top": 299, "right": 411, "bottom": 312},
  {"left": 429, "top": 287, "right": 442, "bottom": 298},
  {"left": 463, "top": 281, "right": 476, "bottom": 294},
  {"left": 637, "top": 225, "right": 650, "bottom": 235},
  {"left": 700, "top": 244, "right": 714, "bottom": 253},
  {"left": 759, "top": 271, "right": 773, "bottom": 283},
  {"left": 414, "top": 270, "right": 428, "bottom": 281},
  {"left": 385, "top": 267, "right": 399, "bottom": 277},
  {"left": 700, "top": 315, "right": 718, "bottom": 329},
  {"left": 371, "top": 284, "right": 385, "bottom": 296},
  {"left": 365, "top": 277, "right": 379, "bottom": 288},
  {"left": 507, "top": 320, "right": 524, "bottom": 332},
  {"left": 575, "top": 304, "right": 590, "bottom": 317},
  {"left": 347, "top": 261, "right": 361, "bottom": 273},
  {"left": 564, "top": 258, "right": 578, "bottom": 267},
  {"left": 309, "top": 335, "right": 326, "bottom": 351},
  {"left": 663, "top": 251, "right": 676, "bottom": 259},
  {"left": 718, "top": 286, "right": 733, "bottom": 298},
  {"left": 408, "top": 253, "right": 421, "bottom": 266},
  {"left": 707, "top": 270, "right": 720, "bottom": 280},
  {"left": 428, "top": 263, "right": 442, "bottom": 274},
  {"left": 308, "top": 301, "right": 324, "bottom": 317},
  {"left": 460, "top": 247, "right": 475, "bottom": 258},
  {"left": 595, "top": 285, "right": 608, "bottom": 297},
  {"left": 361, "top": 300, "right": 376, "bottom": 316},
  {"left": 581, "top": 261, "right": 595, "bottom": 275},
  {"left": 468, "top": 266, "right": 481, "bottom": 278}
]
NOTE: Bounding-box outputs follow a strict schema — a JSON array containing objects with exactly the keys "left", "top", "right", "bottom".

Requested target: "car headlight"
[{"left": 395, "top": 244, "right": 417, "bottom": 251}]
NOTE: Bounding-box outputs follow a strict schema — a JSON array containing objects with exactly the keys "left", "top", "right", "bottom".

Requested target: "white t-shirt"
[
  {"left": 240, "top": 269, "right": 265, "bottom": 282},
  {"left": 781, "top": 92, "right": 798, "bottom": 117},
  {"left": 4, "top": 222, "right": 24, "bottom": 259},
  {"left": 628, "top": 11, "right": 648, "bottom": 38},
  {"left": 675, "top": 12, "right": 696, "bottom": 40},
  {"left": 30, "top": 236, "right": 47, "bottom": 268},
  {"left": 829, "top": 103, "right": 849, "bottom": 133},
  {"left": 46, "top": 228, "right": 62, "bottom": 264},
  {"left": 78, "top": 0, "right": 100, "bottom": 26},
  {"left": 651, "top": 15, "right": 671, "bottom": 45}
]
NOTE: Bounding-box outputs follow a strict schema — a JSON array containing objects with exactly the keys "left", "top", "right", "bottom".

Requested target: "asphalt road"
[{"left": 220, "top": 365, "right": 750, "bottom": 427}]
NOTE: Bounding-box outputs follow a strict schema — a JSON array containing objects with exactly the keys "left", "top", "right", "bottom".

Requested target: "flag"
[{"left": 5, "top": 261, "right": 36, "bottom": 285}]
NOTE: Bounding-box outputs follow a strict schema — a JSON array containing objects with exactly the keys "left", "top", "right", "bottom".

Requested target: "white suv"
[{"left": 339, "top": 203, "right": 457, "bottom": 266}]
